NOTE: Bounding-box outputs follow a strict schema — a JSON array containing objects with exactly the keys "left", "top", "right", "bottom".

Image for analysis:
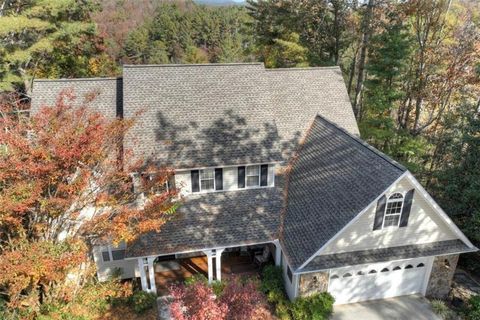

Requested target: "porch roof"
[{"left": 125, "top": 186, "right": 282, "bottom": 258}]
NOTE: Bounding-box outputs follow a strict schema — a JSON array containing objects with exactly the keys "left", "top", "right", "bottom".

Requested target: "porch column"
[
  {"left": 138, "top": 258, "right": 148, "bottom": 291},
  {"left": 204, "top": 250, "right": 214, "bottom": 283},
  {"left": 273, "top": 240, "right": 281, "bottom": 266},
  {"left": 147, "top": 257, "right": 157, "bottom": 294},
  {"left": 215, "top": 248, "right": 225, "bottom": 282}
]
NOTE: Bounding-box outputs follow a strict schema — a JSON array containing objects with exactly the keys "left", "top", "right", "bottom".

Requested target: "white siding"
[
  {"left": 320, "top": 176, "right": 457, "bottom": 255},
  {"left": 282, "top": 251, "right": 298, "bottom": 300},
  {"left": 175, "top": 163, "right": 276, "bottom": 195},
  {"left": 93, "top": 245, "right": 138, "bottom": 281},
  {"left": 174, "top": 170, "right": 192, "bottom": 196}
]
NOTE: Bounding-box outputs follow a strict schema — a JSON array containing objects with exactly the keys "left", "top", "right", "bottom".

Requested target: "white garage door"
[{"left": 328, "top": 258, "right": 430, "bottom": 304}]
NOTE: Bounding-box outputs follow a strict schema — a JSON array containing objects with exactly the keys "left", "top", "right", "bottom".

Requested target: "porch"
[{"left": 137, "top": 241, "right": 281, "bottom": 295}]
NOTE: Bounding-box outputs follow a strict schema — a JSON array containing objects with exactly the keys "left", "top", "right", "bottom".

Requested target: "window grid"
[
  {"left": 383, "top": 193, "right": 404, "bottom": 228},
  {"left": 246, "top": 165, "right": 260, "bottom": 187},
  {"left": 200, "top": 169, "right": 215, "bottom": 191}
]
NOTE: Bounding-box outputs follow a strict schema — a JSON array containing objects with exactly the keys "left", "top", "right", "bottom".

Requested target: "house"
[{"left": 31, "top": 63, "right": 477, "bottom": 305}]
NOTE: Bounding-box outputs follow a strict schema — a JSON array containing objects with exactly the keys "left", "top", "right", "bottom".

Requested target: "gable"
[{"left": 319, "top": 175, "right": 459, "bottom": 255}]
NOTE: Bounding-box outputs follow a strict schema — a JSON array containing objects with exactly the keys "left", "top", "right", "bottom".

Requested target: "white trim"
[
  {"left": 297, "top": 172, "right": 409, "bottom": 270},
  {"left": 215, "top": 248, "right": 225, "bottom": 281},
  {"left": 405, "top": 172, "right": 475, "bottom": 248},
  {"left": 293, "top": 249, "right": 476, "bottom": 275},
  {"left": 382, "top": 192, "right": 405, "bottom": 229},
  {"left": 421, "top": 256, "right": 435, "bottom": 295},
  {"left": 189, "top": 163, "right": 276, "bottom": 194},
  {"left": 124, "top": 240, "right": 277, "bottom": 261},
  {"left": 174, "top": 161, "right": 282, "bottom": 172},
  {"left": 138, "top": 258, "right": 148, "bottom": 291},
  {"left": 199, "top": 168, "right": 216, "bottom": 192},
  {"left": 205, "top": 250, "right": 214, "bottom": 283},
  {"left": 245, "top": 165, "right": 261, "bottom": 188},
  {"left": 293, "top": 272, "right": 300, "bottom": 298},
  {"left": 273, "top": 240, "right": 282, "bottom": 266}
]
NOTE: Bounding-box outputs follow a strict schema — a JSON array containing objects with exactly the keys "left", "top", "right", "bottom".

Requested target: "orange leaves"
[
  {"left": 0, "top": 89, "right": 179, "bottom": 314},
  {"left": 0, "top": 240, "right": 88, "bottom": 309}
]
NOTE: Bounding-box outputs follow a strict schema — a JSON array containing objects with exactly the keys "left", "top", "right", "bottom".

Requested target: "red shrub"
[{"left": 168, "top": 276, "right": 272, "bottom": 320}]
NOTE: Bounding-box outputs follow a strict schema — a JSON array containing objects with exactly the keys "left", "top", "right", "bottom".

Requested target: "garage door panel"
[{"left": 328, "top": 258, "right": 430, "bottom": 304}]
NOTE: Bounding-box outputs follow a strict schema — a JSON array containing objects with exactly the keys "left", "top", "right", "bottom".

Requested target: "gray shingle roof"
[
  {"left": 123, "top": 63, "right": 283, "bottom": 169},
  {"left": 31, "top": 77, "right": 122, "bottom": 119},
  {"left": 31, "top": 64, "right": 360, "bottom": 169},
  {"left": 121, "top": 64, "right": 359, "bottom": 168},
  {"left": 281, "top": 115, "right": 407, "bottom": 271},
  {"left": 267, "top": 67, "right": 359, "bottom": 158},
  {"left": 302, "top": 240, "right": 475, "bottom": 271},
  {"left": 125, "top": 185, "right": 283, "bottom": 258}
]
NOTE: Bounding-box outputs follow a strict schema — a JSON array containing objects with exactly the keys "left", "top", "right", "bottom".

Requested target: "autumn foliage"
[
  {"left": 169, "top": 276, "right": 273, "bottom": 320},
  {"left": 0, "top": 90, "right": 179, "bottom": 316}
]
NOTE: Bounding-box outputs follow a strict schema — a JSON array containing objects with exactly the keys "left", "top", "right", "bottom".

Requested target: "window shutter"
[
  {"left": 191, "top": 170, "right": 200, "bottom": 193},
  {"left": 238, "top": 166, "right": 245, "bottom": 188},
  {"left": 260, "top": 164, "right": 268, "bottom": 186},
  {"left": 215, "top": 168, "right": 223, "bottom": 190},
  {"left": 399, "top": 189, "right": 415, "bottom": 227},
  {"left": 373, "top": 195, "right": 387, "bottom": 230}
]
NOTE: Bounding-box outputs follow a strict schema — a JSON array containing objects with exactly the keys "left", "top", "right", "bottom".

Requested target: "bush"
[
  {"left": 290, "top": 293, "right": 334, "bottom": 320},
  {"left": 275, "top": 301, "right": 293, "bottom": 320},
  {"left": 130, "top": 291, "right": 157, "bottom": 314},
  {"left": 431, "top": 299, "right": 451, "bottom": 319},
  {"left": 261, "top": 265, "right": 284, "bottom": 294},
  {"left": 170, "top": 275, "right": 271, "bottom": 320},
  {"left": 466, "top": 295, "right": 480, "bottom": 320}
]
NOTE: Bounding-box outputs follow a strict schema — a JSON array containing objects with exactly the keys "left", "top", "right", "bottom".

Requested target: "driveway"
[{"left": 331, "top": 295, "right": 440, "bottom": 320}]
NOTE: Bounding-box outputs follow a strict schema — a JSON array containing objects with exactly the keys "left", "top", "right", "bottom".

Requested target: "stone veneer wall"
[
  {"left": 426, "top": 254, "right": 459, "bottom": 299},
  {"left": 298, "top": 271, "right": 329, "bottom": 297}
]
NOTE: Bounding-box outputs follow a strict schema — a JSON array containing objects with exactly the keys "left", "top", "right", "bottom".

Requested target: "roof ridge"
[
  {"left": 314, "top": 115, "right": 407, "bottom": 172},
  {"left": 265, "top": 66, "right": 340, "bottom": 71},
  {"left": 33, "top": 77, "right": 121, "bottom": 83},
  {"left": 123, "top": 63, "right": 264, "bottom": 68}
]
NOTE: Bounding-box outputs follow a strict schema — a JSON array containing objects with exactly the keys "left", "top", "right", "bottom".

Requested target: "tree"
[
  {"left": 432, "top": 103, "right": 480, "bottom": 243},
  {"left": 360, "top": 11, "right": 413, "bottom": 155},
  {"left": 0, "top": 0, "right": 117, "bottom": 96},
  {"left": 247, "top": 0, "right": 351, "bottom": 67},
  {"left": 263, "top": 32, "right": 308, "bottom": 68},
  {"left": 0, "top": 90, "right": 179, "bottom": 316}
]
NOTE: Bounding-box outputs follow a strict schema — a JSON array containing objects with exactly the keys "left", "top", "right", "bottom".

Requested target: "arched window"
[
  {"left": 369, "top": 270, "right": 377, "bottom": 274},
  {"left": 417, "top": 263, "right": 425, "bottom": 268},
  {"left": 405, "top": 264, "right": 413, "bottom": 269},
  {"left": 343, "top": 273, "right": 352, "bottom": 278},
  {"left": 331, "top": 274, "right": 339, "bottom": 279},
  {"left": 381, "top": 268, "right": 389, "bottom": 272},
  {"left": 393, "top": 266, "right": 401, "bottom": 271},
  {"left": 383, "top": 193, "right": 404, "bottom": 228},
  {"left": 357, "top": 271, "right": 365, "bottom": 276}
]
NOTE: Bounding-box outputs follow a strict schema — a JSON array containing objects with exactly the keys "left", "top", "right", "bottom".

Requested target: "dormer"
[{"left": 175, "top": 163, "right": 276, "bottom": 195}]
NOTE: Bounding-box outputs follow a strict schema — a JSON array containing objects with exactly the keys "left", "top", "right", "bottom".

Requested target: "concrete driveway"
[{"left": 331, "top": 295, "right": 440, "bottom": 320}]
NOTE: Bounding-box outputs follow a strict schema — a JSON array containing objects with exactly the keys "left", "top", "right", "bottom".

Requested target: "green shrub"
[
  {"left": 431, "top": 299, "right": 451, "bottom": 319},
  {"left": 466, "top": 295, "right": 480, "bottom": 320},
  {"left": 130, "top": 291, "right": 156, "bottom": 314},
  {"left": 261, "top": 265, "right": 284, "bottom": 294},
  {"left": 290, "top": 293, "right": 335, "bottom": 320},
  {"left": 184, "top": 274, "right": 225, "bottom": 296},
  {"left": 276, "top": 301, "right": 293, "bottom": 320}
]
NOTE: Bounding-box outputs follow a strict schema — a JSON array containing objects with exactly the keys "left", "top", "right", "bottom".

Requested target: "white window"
[
  {"left": 101, "top": 245, "right": 126, "bottom": 262},
  {"left": 200, "top": 169, "right": 215, "bottom": 191},
  {"left": 246, "top": 165, "right": 260, "bottom": 187},
  {"left": 383, "top": 193, "right": 404, "bottom": 228}
]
